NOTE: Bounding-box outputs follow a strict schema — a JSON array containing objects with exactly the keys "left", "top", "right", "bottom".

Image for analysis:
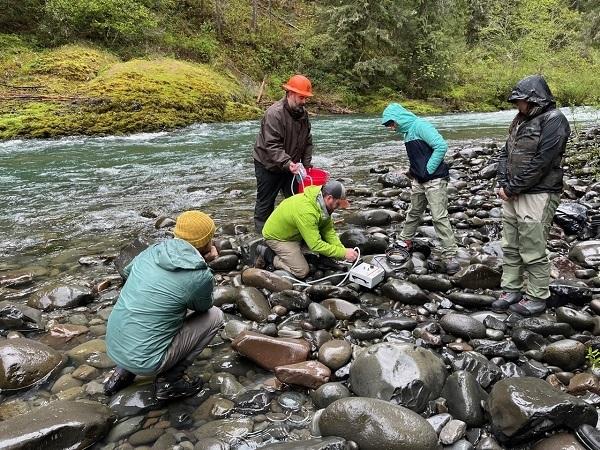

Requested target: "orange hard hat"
[{"left": 283, "top": 74, "right": 313, "bottom": 97}]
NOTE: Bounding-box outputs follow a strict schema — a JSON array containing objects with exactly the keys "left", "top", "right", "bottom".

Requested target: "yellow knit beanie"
[{"left": 174, "top": 210, "right": 215, "bottom": 249}]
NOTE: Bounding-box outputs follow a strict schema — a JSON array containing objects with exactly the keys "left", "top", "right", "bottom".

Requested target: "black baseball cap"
[{"left": 322, "top": 180, "right": 349, "bottom": 209}]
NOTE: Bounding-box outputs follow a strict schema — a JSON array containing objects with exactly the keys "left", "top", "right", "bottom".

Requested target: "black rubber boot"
[
  {"left": 576, "top": 424, "right": 600, "bottom": 450},
  {"left": 492, "top": 291, "right": 523, "bottom": 312},
  {"left": 104, "top": 366, "right": 136, "bottom": 396}
]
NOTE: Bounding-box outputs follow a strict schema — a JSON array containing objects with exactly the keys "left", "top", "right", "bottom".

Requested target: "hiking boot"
[
  {"left": 154, "top": 374, "right": 204, "bottom": 401},
  {"left": 104, "top": 366, "right": 136, "bottom": 396},
  {"left": 446, "top": 257, "right": 461, "bottom": 275},
  {"left": 576, "top": 424, "right": 600, "bottom": 450},
  {"left": 492, "top": 291, "right": 523, "bottom": 312},
  {"left": 509, "top": 296, "right": 547, "bottom": 317}
]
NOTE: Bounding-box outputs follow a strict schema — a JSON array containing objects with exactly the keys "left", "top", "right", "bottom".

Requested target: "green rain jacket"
[
  {"left": 262, "top": 185, "right": 346, "bottom": 259},
  {"left": 106, "top": 238, "right": 214, "bottom": 374}
]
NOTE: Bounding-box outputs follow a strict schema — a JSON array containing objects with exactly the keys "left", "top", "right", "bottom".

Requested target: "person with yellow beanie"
[{"left": 105, "top": 210, "right": 224, "bottom": 400}]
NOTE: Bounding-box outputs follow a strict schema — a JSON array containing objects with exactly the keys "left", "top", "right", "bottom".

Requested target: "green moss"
[{"left": 224, "top": 101, "right": 263, "bottom": 121}]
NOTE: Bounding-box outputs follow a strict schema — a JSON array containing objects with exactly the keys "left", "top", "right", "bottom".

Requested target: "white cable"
[{"left": 281, "top": 247, "right": 361, "bottom": 287}]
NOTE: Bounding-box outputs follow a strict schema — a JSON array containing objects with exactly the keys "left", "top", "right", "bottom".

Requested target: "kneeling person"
[
  {"left": 261, "top": 180, "right": 358, "bottom": 278},
  {"left": 104, "top": 210, "right": 224, "bottom": 400}
]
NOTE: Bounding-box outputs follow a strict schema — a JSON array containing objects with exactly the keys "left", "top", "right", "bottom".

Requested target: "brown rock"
[
  {"left": 320, "top": 298, "right": 365, "bottom": 320},
  {"left": 241, "top": 268, "right": 294, "bottom": 292},
  {"left": 567, "top": 373, "right": 600, "bottom": 395},
  {"left": 231, "top": 331, "right": 310, "bottom": 371},
  {"left": 274, "top": 361, "right": 331, "bottom": 389},
  {"left": 50, "top": 324, "right": 89, "bottom": 340},
  {"left": 532, "top": 432, "right": 586, "bottom": 450}
]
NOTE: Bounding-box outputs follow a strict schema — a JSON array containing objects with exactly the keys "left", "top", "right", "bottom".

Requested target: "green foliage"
[
  {"left": 587, "top": 347, "right": 600, "bottom": 370},
  {"left": 0, "top": 0, "right": 45, "bottom": 33}
]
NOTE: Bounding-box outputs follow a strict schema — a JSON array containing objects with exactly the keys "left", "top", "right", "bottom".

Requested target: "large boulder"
[
  {"left": 0, "top": 400, "right": 114, "bottom": 449},
  {"left": 0, "top": 338, "right": 66, "bottom": 391},
  {"left": 28, "top": 285, "right": 94, "bottom": 311},
  {"left": 349, "top": 342, "right": 447, "bottom": 412},
  {"left": 487, "top": 377, "right": 597, "bottom": 443},
  {"left": 319, "top": 397, "right": 440, "bottom": 450}
]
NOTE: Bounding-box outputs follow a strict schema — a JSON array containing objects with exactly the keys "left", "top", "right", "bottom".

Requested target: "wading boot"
[
  {"left": 104, "top": 366, "right": 136, "bottom": 396},
  {"left": 491, "top": 291, "right": 523, "bottom": 313},
  {"left": 509, "top": 296, "right": 547, "bottom": 317},
  {"left": 254, "top": 243, "right": 275, "bottom": 270},
  {"left": 154, "top": 374, "right": 204, "bottom": 401},
  {"left": 576, "top": 424, "right": 600, "bottom": 450}
]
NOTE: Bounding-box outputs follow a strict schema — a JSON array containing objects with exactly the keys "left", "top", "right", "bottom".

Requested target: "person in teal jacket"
[
  {"left": 259, "top": 180, "right": 358, "bottom": 278},
  {"left": 104, "top": 210, "right": 224, "bottom": 400},
  {"left": 381, "top": 103, "right": 460, "bottom": 275}
]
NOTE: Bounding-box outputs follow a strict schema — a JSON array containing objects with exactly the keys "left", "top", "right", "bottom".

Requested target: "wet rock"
[
  {"left": 312, "top": 382, "right": 352, "bottom": 409},
  {"left": 0, "top": 338, "right": 66, "bottom": 391},
  {"left": 209, "top": 254, "right": 239, "bottom": 271},
  {"left": 470, "top": 339, "right": 520, "bottom": 360},
  {"left": 373, "top": 314, "right": 417, "bottom": 331},
  {"left": 0, "top": 300, "right": 44, "bottom": 331},
  {"left": 556, "top": 306, "right": 594, "bottom": 330},
  {"left": 480, "top": 162, "right": 498, "bottom": 179},
  {"left": 309, "top": 302, "right": 336, "bottom": 330},
  {"left": 381, "top": 279, "right": 429, "bottom": 305},
  {"left": 222, "top": 320, "right": 252, "bottom": 341},
  {"left": 532, "top": 432, "right": 586, "bottom": 450},
  {"left": 67, "top": 339, "right": 113, "bottom": 369},
  {"left": 319, "top": 397, "right": 439, "bottom": 450},
  {"left": 233, "top": 389, "right": 276, "bottom": 415},
  {"left": 306, "top": 285, "right": 360, "bottom": 303},
  {"left": 28, "top": 285, "right": 94, "bottom": 311},
  {"left": 194, "top": 418, "right": 254, "bottom": 444},
  {"left": 236, "top": 287, "right": 271, "bottom": 322},
  {"left": 407, "top": 274, "right": 453, "bottom": 292},
  {"left": 274, "top": 360, "right": 331, "bottom": 389},
  {"left": 242, "top": 268, "right": 294, "bottom": 292},
  {"left": 567, "top": 373, "right": 600, "bottom": 395},
  {"left": 270, "top": 290, "right": 311, "bottom": 311},
  {"left": 516, "top": 317, "right": 573, "bottom": 337},
  {"left": 555, "top": 203, "right": 588, "bottom": 235},
  {"left": 440, "top": 419, "right": 467, "bottom": 445},
  {"left": 349, "top": 342, "right": 447, "bottom": 413},
  {"left": 378, "top": 171, "right": 411, "bottom": 188},
  {"left": 108, "top": 382, "right": 160, "bottom": 417},
  {"left": 440, "top": 314, "right": 487, "bottom": 340},
  {"left": 212, "top": 286, "right": 239, "bottom": 307},
  {"left": 106, "top": 415, "right": 144, "bottom": 442},
  {"left": 129, "top": 428, "right": 163, "bottom": 446},
  {"left": 447, "top": 292, "right": 496, "bottom": 308},
  {"left": 543, "top": 339, "right": 586, "bottom": 371},
  {"left": 345, "top": 209, "right": 393, "bottom": 226},
  {"left": 194, "top": 437, "right": 233, "bottom": 449},
  {"left": 453, "top": 264, "right": 501, "bottom": 290},
  {"left": 451, "top": 352, "right": 501, "bottom": 388},
  {"left": 569, "top": 241, "right": 600, "bottom": 268},
  {"left": 261, "top": 437, "right": 349, "bottom": 450},
  {"left": 114, "top": 236, "right": 153, "bottom": 278},
  {"left": 0, "top": 400, "right": 114, "bottom": 449},
  {"left": 339, "top": 229, "right": 388, "bottom": 255},
  {"left": 511, "top": 328, "right": 549, "bottom": 351},
  {"left": 442, "top": 371, "right": 488, "bottom": 427},
  {"left": 550, "top": 279, "right": 593, "bottom": 305},
  {"left": 231, "top": 331, "right": 310, "bottom": 371},
  {"left": 321, "top": 299, "right": 365, "bottom": 320},
  {"left": 487, "top": 377, "right": 597, "bottom": 443},
  {"left": 427, "top": 413, "right": 452, "bottom": 434},
  {"left": 318, "top": 339, "right": 352, "bottom": 370}
]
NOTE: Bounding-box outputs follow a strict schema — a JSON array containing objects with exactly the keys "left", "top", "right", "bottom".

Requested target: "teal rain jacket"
[
  {"left": 382, "top": 103, "right": 449, "bottom": 182},
  {"left": 106, "top": 238, "right": 214, "bottom": 374}
]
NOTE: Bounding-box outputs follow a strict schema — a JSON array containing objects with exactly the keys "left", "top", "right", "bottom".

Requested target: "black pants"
[{"left": 254, "top": 160, "right": 296, "bottom": 234}]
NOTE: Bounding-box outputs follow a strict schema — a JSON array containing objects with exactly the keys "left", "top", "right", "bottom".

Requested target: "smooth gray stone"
[
  {"left": 236, "top": 287, "right": 270, "bottom": 322},
  {"left": 453, "top": 264, "right": 501, "bottom": 290},
  {"left": 556, "top": 306, "right": 594, "bottom": 331},
  {"left": 209, "top": 254, "right": 239, "bottom": 271},
  {"left": 309, "top": 302, "right": 336, "bottom": 330},
  {"left": 440, "top": 314, "right": 487, "bottom": 340},
  {"left": 440, "top": 419, "right": 467, "bottom": 445},
  {"left": 442, "top": 371, "right": 488, "bottom": 427},
  {"left": 305, "top": 285, "right": 360, "bottom": 303},
  {"left": 108, "top": 382, "right": 160, "bottom": 417},
  {"left": 543, "top": 339, "right": 586, "bottom": 371},
  {"left": 270, "top": 290, "right": 312, "bottom": 311},
  {"left": 312, "top": 382, "right": 352, "bottom": 409},
  {"left": 381, "top": 279, "right": 429, "bottom": 305},
  {"left": 28, "top": 285, "right": 94, "bottom": 311},
  {"left": 427, "top": 413, "right": 452, "bottom": 434},
  {"left": 259, "top": 437, "right": 349, "bottom": 450}
]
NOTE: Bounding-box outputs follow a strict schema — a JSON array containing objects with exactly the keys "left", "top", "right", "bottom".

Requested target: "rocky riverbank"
[{"left": 1, "top": 128, "right": 600, "bottom": 449}]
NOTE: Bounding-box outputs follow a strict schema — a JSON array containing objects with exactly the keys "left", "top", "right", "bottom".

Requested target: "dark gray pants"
[
  {"left": 254, "top": 160, "right": 295, "bottom": 234},
  {"left": 150, "top": 306, "right": 224, "bottom": 379}
]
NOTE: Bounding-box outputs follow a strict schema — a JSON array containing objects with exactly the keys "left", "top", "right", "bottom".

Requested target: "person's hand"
[
  {"left": 345, "top": 248, "right": 358, "bottom": 262},
  {"left": 496, "top": 187, "right": 511, "bottom": 201},
  {"left": 202, "top": 245, "right": 219, "bottom": 263},
  {"left": 288, "top": 162, "right": 300, "bottom": 174}
]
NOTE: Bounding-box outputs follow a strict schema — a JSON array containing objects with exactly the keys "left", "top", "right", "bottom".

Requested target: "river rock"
[
  {"left": 381, "top": 279, "right": 429, "bottom": 305},
  {"left": 543, "top": 339, "right": 586, "bottom": 371},
  {"left": 194, "top": 437, "right": 231, "bottom": 449},
  {"left": 0, "top": 338, "right": 66, "bottom": 391},
  {"left": 0, "top": 400, "right": 114, "bottom": 449},
  {"left": 231, "top": 331, "right": 310, "bottom": 371},
  {"left": 453, "top": 264, "right": 501, "bottom": 289},
  {"left": 306, "top": 285, "right": 360, "bottom": 302},
  {"left": 442, "top": 370, "right": 488, "bottom": 427},
  {"left": 550, "top": 279, "right": 593, "bottom": 305},
  {"left": 556, "top": 306, "right": 594, "bottom": 330},
  {"left": 407, "top": 274, "right": 453, "bottom": 292},
  {"left": 312, "top": 382, "right": 352, "bottom": 409},
  {"left": 209, "top": 254, "right": 239, "bottom": 271},
  {"left": 274, "top": 360, "right": 330, "bottom": 389},
  {"left": 440, "top": 314, "right": 487, "bottom": 339},
  {"left": 511, "top": 327, "right": 549, "bottom": 351},
  {"left": 470, "top": 339, "right": 520, "bottom": 360},
  {"left": 345, "top": 209, "right": 393, "bottom": 226},
  {"left": 567, "top": 373, "right": 600, "bottom": 395},
  {"left": 318, "top": 339, "right": 352, "bottom": 370},
  {"left": 67, "top": 339, "right": 113, "bottom": 368},
  {"left": 28, "top": 285, "right": 94, "bottom": 311},
  {"left": 373, "top": 314, "right": 417, "bottom": 331},
  {"left": 440, "top": 419, "right": 467, "bottom": 445},
  {"left": 451, "top": 351, "right": 501, "bottom": 388},
  {"left": 378, "top": 171, "right": 412, "bottom": 188},
  {"left": 0, "top": 300, "right": 44, "bottom": 331},
  {"left": 114, "top": 236, "right": 153, "bottom": 278},
  {"left": 569, "top": 240, "right": 600, "bottom": 268},
  {"left": 242, "top": 268, "right": 294, "bottom": 292},
  {"left": 308, "top": 302, "right": 336, "bottom": 330},
  {"left": 222, "top": 320, "right": 252, "bottom": 341},
  {"left": 487, "top": 377, "right": 597, "bottom": 443},
  {"left": 236, "top": 287, "right": 270, "bottom": 322},
  {"left": 447, "top": 292, "right": 496, "bottom": 308},
  {"left": 516, "top": 317, "right": 573, "bottom": 337},
  {"left": 349, "top": 342, "right": 447, "bottom": 412},
  {"left": 339, "top": 229, "right": 388, "bottom": 255},
  {"left": 212, "top": 286, "right": 239, "bottom": 307},
  {"left": 270, "top": 290, "right": 311, "bottom": 311},
  {"left": 260, "top": 437, "right": 349, "bottom": 450},
  {"left": 319, "top": 397, "right": 439, "bottom": 450},
  {"left": 320, "top": 298, "right": 365, "bottom": 320},
  {"left": 194, "top": 418, "right": 254, "bottom": 444},
  {"left": 108, "top": 382, "right": 160, "bottom": 417},
  {"left": 532, "top": 433, "right": 586, "bottom": 450}
]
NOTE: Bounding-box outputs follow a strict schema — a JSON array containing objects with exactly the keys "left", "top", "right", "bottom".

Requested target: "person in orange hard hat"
[{"left": 252, "top": 74, "right": 315, "bottom": 234}]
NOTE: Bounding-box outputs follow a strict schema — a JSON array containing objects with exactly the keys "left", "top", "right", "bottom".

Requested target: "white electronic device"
[{"left": 348, "top": 262, "right": 385, "bottom": 289}]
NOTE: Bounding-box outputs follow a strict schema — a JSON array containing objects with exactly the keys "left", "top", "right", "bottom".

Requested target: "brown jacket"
[{"left": 253, "top": 97, "right": 313, "bottom": 172}]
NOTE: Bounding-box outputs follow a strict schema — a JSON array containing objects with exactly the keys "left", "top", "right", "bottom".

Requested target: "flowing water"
[{"left": 1, "top": 107, "right": 599, "bottom": 285}]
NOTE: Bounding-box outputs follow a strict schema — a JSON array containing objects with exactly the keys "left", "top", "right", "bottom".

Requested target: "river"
[{"left": 1, "top": 107, "right": 599, "bottom": 286}]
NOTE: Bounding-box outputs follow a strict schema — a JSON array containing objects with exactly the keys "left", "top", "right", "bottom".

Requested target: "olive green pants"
[
  {"left": 501, "top": 192, "right": 560, "bottom": 300},
  {"left": 399, "top": 177, "right": 458, "bottom": 258}
]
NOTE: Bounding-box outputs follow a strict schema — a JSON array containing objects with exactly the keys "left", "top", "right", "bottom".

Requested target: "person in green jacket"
[
  {"left": 258, "top": 180, "right": 358, "bottom": 278},
  {"left": 104, "top": 210, "right": 224, "bottom": 400}
]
